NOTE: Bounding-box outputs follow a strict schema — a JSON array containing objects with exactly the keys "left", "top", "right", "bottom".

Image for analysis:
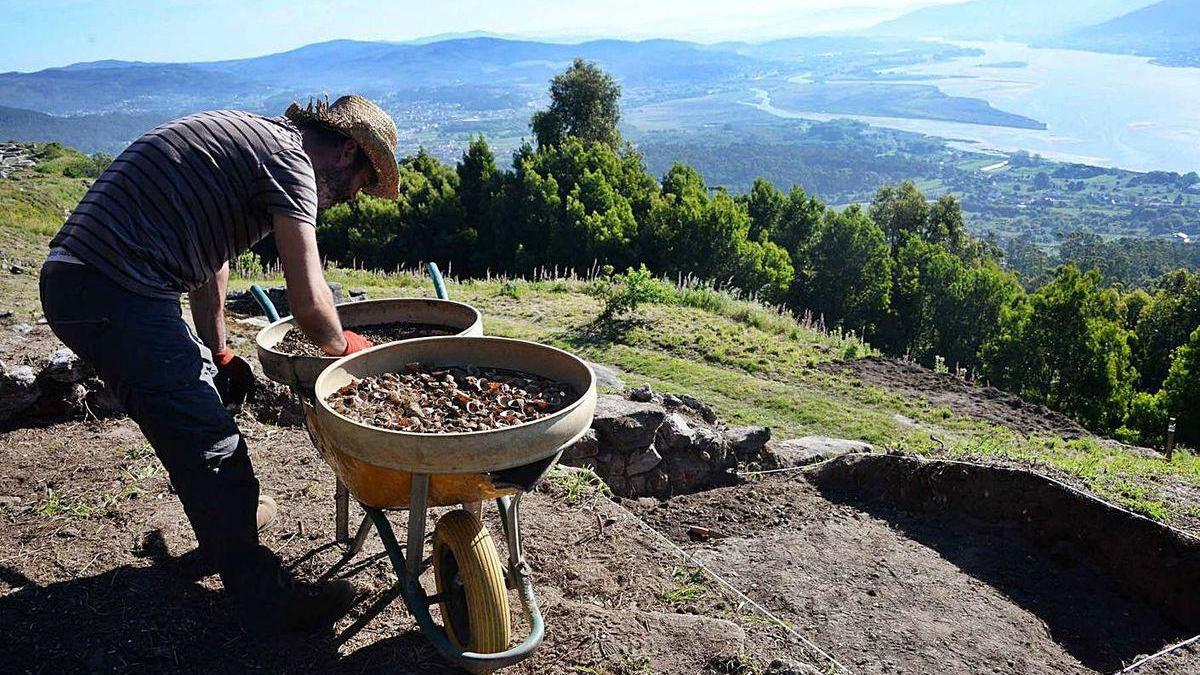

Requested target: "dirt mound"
[
  {"left": 630, "top": 462, "right": 1196, "bottom": 674},
  {"left": 821, "top": 356, "right": 1090, "bottom": 438}
]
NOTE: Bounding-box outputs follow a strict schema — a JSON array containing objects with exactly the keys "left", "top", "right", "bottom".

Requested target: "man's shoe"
[
  {"left": 180, "top": 497, "right": 280, "bottom": 579},
  {"left": 228, "top": 546, "right": 358, "bottom": 634},
  {"left": 256, "top": 495, "right": 278, "bottom": 532},
  {"left": 275, "top": 577, "right": 358, "bottom": 633}
]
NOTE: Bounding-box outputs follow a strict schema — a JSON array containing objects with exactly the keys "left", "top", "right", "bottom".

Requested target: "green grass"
[
  {"left": 660, "top": 566, "right": 709, "bottom": 603},
  {"left": 546, "top": 466, "right": 612, "bottom": 505}
]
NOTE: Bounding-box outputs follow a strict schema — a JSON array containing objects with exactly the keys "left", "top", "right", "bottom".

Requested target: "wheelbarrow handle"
[
  {"left": 249, "top": 284, "right": 281, "bottom": 322},
  {"left": 427, "top": 262, "right": 448, "bottom": 300}
]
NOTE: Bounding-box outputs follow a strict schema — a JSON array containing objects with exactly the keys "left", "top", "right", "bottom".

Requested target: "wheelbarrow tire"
[{"left": 432, "top": 509, "right": 511, "bottom": 653}]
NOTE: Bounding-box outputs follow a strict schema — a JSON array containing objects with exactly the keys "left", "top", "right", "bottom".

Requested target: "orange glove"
[
  {"left": 340, "top": 330, "right": 373, "bottom": 356},
  {"left": 213, "top": 346, "right": 255, "bottom": 407}
]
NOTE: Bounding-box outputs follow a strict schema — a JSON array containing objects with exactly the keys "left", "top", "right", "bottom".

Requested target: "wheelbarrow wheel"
[{"left": 432, "top": 509, "right": 511, "bottom": 653}]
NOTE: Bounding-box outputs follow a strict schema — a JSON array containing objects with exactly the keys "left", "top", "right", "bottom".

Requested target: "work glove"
[
  {"left": 213, "top": 346, "right": 256, "bottom": 407},
  {"left": 340, "top": 330, "right": 373, "bottom": 356}
]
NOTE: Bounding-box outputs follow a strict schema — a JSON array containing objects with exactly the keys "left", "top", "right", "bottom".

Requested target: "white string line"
[
  {"left": 606, "top": 496, "right": 855, "bottom": 675},
  {"left": 1117, "top": 633, "right": 1200, "bottom": 674},
  {"left": 737, "top": 455, "right": 848, "bottom": 477}
]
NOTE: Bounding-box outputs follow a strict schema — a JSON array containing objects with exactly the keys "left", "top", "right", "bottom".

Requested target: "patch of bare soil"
[
  {"left": 822, "top": 355, "right": 1089, "bottom": 438},
  {"left": 0, "top": 411, "right": 815, "bottom": 673},
  {"left": 629, "top": 471, "right": 1193, "bottom": 674}
]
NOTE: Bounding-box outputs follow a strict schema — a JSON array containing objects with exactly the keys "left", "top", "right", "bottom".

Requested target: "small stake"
[{"left": 1166, "top": 417, "right": 1177, "bottom": 462}]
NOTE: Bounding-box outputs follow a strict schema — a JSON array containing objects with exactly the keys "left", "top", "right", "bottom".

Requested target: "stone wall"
[
  {"left": 0, "top": 349, "right": 121, "bottom": 424},
  {"left": 562, "top": 386, "right": 771, "bottom": 498}
]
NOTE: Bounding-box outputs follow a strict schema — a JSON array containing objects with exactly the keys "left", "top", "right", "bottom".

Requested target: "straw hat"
[{"left": 285, "top": 94, "right": 399, "bottom": 200}]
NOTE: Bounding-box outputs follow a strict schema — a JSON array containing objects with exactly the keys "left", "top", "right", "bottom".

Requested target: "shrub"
[
  {"left": 600, "top": 265, "right": 669, "bottom": 320},
  {"left": 1124, "top": 391, "right": 1168, "bottom": 447},
  {"left": 232, "top": 249, "right": 265, "bottom": 279}
]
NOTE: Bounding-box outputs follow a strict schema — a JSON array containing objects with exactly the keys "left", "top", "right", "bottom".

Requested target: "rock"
[
  {"left": 626, "top": 445, "right": 663, "bottom": 476},
  {"left": 562, "top": 428, "right": 600, "bottom": 463},
  {"left": 678, "top": 394, "right": 718, "bottom": 423},
  {"left": 585, "top": 361, "right": 624, "bottom": 391},
  {"left": 562, "top": 603, "right": 744, "bottom": 667},
  {"left": 768, "top": 659, "right": 823, "bottom": 675},
  {"left": 9, "top": 264, "right": 25, "bottom": 274},
  {"left": 12, "top": 323, "right": 33, "bottom": 335},
  {"left": 0, "top": 365, "right": 40, "bottom": 421},
  {"left": 658, "top": 412, "right": 696, "bottom": 450},
  {"left": 629, "top": 384, "right": 654, "bottom": 402},
  {"left": 42, "top": 348, "right": 92, "bottom": 384},
  {"left": 726, "top": 425, "right": 771, "bottom": 455},
  {"left": 769, "top": 436, "right": 873, "bottom": 468},
  {"left": 662, "top": 393, "right": 683, "bottom": 407},
  {"left": 591, "top": 394, "right": 666, "bottom": 453},
  {"left": 348, "top": 287, "right": 369, "bottom": 301},
  {"left": 0, "top": 310, "right": 12, "bottom": 320},
  {"left": 0, "top": 495, "right": 22, "bottom": 508}
]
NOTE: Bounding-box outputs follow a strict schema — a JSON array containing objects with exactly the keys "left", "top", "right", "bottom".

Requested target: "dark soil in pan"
[
  {"left": 327, "top": 364, "right": 577, "bottom": 432},
  {"left": 276, "top": 322, "right": 459, "bottom": 357},
  {"left": 629, "top": 471, "right": 1194, "bottom": 674}
]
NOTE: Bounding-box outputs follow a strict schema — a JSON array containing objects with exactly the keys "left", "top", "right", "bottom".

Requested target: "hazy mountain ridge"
[
  {"left": 868, "top": 0, "right": 1157, "bottom": 41},
  {"left": 1054, "top": 0, "right": 1200, "bottom": 67}
]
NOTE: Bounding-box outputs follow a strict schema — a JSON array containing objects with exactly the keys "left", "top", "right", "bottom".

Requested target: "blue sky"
[{"left": 0, "top": 0, "right": 960, "bottom": 72}]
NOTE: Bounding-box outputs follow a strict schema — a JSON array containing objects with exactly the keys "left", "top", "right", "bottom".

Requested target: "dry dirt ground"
[
  {"left": 6, "top": 319, "right": 1200, "bottom": 673},
  {"left": 0, "top": 409, "right": 815, "bottom": 674},
  {"left": 630, "top": 472, "right": 1198, "bottom": 675}
]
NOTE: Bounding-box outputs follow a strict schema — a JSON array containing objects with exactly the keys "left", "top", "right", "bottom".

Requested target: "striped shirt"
[{"left": 50, "top": 110, "right": 318, "bottom": 299}]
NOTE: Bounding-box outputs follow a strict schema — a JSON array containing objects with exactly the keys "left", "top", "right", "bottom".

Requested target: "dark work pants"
[{"left": 39, "top": 261, "right": 260, "bottom": 591}]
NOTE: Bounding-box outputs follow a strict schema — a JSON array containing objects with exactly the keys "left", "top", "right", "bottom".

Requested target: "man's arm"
[
  {"left": 273, "top": 213, "right": 348, "bottom": 355},
  {"left": 189, "top": 261, "right": 229, "bottom": 352}
]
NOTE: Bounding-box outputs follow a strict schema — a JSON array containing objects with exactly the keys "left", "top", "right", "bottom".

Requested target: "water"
[{"left": 759, "top": 41, "right": 1200, "bottom": 173}]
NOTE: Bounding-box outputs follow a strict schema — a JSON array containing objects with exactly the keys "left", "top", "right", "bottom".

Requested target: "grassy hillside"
[
  {"left": 0, "top": 143, "right": 94, "bottom": 318},
  {"left": 3, "top": 143, "right": 1198, "bottom": 530}
]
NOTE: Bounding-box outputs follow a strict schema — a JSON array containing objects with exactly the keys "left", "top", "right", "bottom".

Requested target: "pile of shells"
[
  {"left": 326, "top": 363, "right": 578, "bottom": 433},
  {"left": 276, "top": 322, "right": 458, "bottom": 357}
]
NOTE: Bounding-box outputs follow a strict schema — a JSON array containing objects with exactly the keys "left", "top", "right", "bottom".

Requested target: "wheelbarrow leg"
[
  {"left": 345, "top": 512, "right": 374, "bottom": 558},
  {"left": 406, "top": 474, "right": 430, "bottom": 577},
  {"left": 335, "top": 478, "right": 350, "bottom": 544}
]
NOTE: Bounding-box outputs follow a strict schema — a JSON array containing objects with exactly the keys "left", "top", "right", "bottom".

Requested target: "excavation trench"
[{"left": 627, "top": 453, "right": 1200, "bottom": 674}]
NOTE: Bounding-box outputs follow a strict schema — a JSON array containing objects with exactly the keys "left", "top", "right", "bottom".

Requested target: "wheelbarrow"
[
  {"left": 253, "top": 273, "right": 483, "bottom": 553},
  {"left": 312, "top": 335, "right": 597, "bottom": 671},
  {"left": 248, "top": 271, "right": 598, "bottom": 670}
]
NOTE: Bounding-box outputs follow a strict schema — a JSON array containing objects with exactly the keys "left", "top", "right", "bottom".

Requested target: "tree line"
[{"left": 311, "top": 59, "right": 1200, "bottom": 448}]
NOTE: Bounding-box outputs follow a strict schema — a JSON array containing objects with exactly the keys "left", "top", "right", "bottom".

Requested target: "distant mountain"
[
  {"left": 0, "top": 62, "right": 278, "bottom": 115},
  {"left": 0, "top": 105, "right": 166, "bottom": 153},
  {"left": 868, "top": 0, "right": 1156, "bottom": 41},
  {"left": 0, "top": 35, "right": 1027, "bottom": 155},
  {"left": 1056, "top": 0, "right": 1200, "bottom": 66},
  {"left": 195, "top": 37, "right": 758, "bottom": 90},
  {"left": 0, "top": 37, "right": 761, "bottom": 117}
]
